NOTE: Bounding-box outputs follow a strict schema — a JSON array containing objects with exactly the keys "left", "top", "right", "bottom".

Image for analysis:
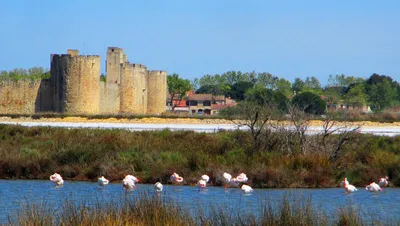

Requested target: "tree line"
[
  {"left": 168, "top": 71, "right": 400, "bottom": 113},
  {"left": 0, "top": 67, "right": 51, "bottom": 81}
]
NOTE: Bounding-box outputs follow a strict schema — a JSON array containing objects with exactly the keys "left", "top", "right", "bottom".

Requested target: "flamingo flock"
[
  {"left": 48, "top": 171, "right": 253, "bottom": 194},
  {"left": 48, "top": 171, "right": 389, "bottom": 196},
  {"left": 221, "top": 172, "right": 252, "bottom": 193},
  {"left": 341, "top": 176, "right": 389, "bottom": 194}
]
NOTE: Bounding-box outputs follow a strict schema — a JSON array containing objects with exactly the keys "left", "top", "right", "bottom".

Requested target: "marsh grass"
[
  {"left": 13, "top": 192, "right": 194, "bottom": 226},
  {"left": 10, "top": 192, "right": 390, "bottom": 226},
  {"left": 1, "top": 124, "right": 400, "bottom": 188}
]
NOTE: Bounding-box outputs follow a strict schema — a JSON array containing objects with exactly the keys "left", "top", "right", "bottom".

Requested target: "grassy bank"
[
  {"left": 11, "top": 192, "right": 392, "bottom": 226},
  {"left": 1, "top": 124, "right": 400, "bottom": 188}
]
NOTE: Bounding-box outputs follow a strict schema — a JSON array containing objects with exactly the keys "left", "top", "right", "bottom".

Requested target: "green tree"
[
  {"left": 245, "top": 85, "right": 289, "bottom": 113},
  {"left": 292, "top": 78, "right": 305, "bottom": 94},
  {"left": 344, "top": 83, "right": 367, "bottom": 106},
  {"left": 196, "top": 85, "right": 217, "bottom": 94},
  {"left": 305, "top": 76, "right": 322, "bottom": 90},
  {"left": 196, "top": 84, "right": 230, "bottom": 96},
  {"left": 256, "top": 72, "right": 277, "bottom": 89},
  {"left": 292, "top": 92, "right": 326, "bottom": 115},
  {"left": 365, "top": 74, "right": 399, "bottom": 111},
  {"left": 228, "top": 81, "right": 253, "bottom": 101},
  {"left": 100, "top": 73, "right": 106, "bottom": 82},
  {"left": 167, "top": 73, "right": 192, "bottom": 110},
  {"left": 245, "top": 84, "right": 275, "bottom": 105},
  {"left": 243, "top": 71, "right": 257, "bottom": 84},
  {"left": 0, "top": 67, "right": 50, "bottom": 81},
  {"left": 198, "top": 74, "right": 226, "bottom": 87},
  {"left": 223, "top": 71, "right": 244, "bottom": 86},
  {"left": 275, "top": 78, "right": 292, "bottom": 98},
  {"left": 197, "top": 73, "right": 231, "bottom": 96},
  {"left": 327, "top": 74, "right": 364, "bottom": 87},
  {"left": 191, "top": 78, "right": 199, "bottom": 90},
  {"left": 322, "top": 86, "right": 346, "bottom": 105}
]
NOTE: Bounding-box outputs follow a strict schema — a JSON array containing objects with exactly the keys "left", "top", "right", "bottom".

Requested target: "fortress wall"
[
  {"left": 106, "top": 47, "right": 124, "bottom": 84},
  {"left": 0, "top": 47, "right": 168, "bottom": 116},
  {"left": 119, "top": 63, "right": 135, "bottom": 113},
  {"left": 51, "top": 54, "right": 100, "bottom": 114},
  {"left": 0, "top": 80, "right": 41, "bottom": 114},
  {"left": 99, "top": 81, "right": 120, "bottom": 114},
  {"left": 147, "top": 70, "right": 167, "bottom": 114}
]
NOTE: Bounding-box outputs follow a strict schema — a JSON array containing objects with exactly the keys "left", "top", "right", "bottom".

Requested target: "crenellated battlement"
[{"left": 133, "top": 63, "right": 147, "bottom": 69}]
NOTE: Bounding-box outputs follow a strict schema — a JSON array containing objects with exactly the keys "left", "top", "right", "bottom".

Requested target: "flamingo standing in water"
[
  {"left": 124, "top": 175, "right": 140, "bottom": 183},
  {"left": 50, "top": 173, "right": 64, "bottom": 186},
  {"left": 98, "top": 176, "right": 109, "bottom": 186},
  {"left": 340, "top": 178, "right": 349, "bottom": 187},
  {"left": 170, "top": 173, "right": 184, "bottom": 185},
  {"left": 366, "top": 182, "right": 382, "bottom": 192},
  {"left": 154, "top": 182, "right": 163, "bottom": 192},
  {"left": 197, "top": 179, "right": 207, "bottom": 189},
  {"left": 241, "top": 184, "right": 253, "bottom": 194},
  {"left": 122, "top": 175, "right": 139, "bottom": 190},
  {"left": 222, "top": 172, "right": 232, "bottom": 189},
  {"left": 122, "top": 178, "right": 135, "bottom": 190},
  {"left": 378, "top": 176, "right": 389, "bottom": 188},
  {"left": 235, "top": 173, "right": 248, "bottom": 183},
  {"left": 201, "top": 174, "right": 210, "bottom": 183},
  {"left": 343, "top": 178, "right": 357, "bottom": 193}
]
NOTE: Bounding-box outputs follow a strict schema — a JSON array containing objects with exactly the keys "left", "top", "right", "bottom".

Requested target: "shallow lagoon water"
[{"left": 1, "top": 180, "right": 400, "bottom": 224}]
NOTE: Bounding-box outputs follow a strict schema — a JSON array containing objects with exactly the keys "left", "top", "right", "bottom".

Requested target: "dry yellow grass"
[{"left": 0, "top": 116, "right": 400, "bottom": 128}]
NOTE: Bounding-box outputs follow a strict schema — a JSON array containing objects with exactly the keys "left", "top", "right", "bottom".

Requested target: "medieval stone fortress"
[{"left": 0, "top": 47, "right": 167, "bottom": 115}]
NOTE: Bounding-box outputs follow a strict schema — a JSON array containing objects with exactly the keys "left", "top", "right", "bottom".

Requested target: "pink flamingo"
[
  {"left": 241, "top": 184, "right": 253, "bottom": 194},
  {"left": 50, "top": 173, "right": 64, "bottom": 186},
  {"left": 340, "top": 178, "right": 349, "bottom": 187},
  {"left": 122, "top": 178, "right": 136, "bottom": 190},
  {"left": 235, "top": 173, "right": 248, "bottom": 183},
  {"left": 122, "top": 175, "right": 139, "bottom": 190},
  {"left": 197, "top": 179, "right": 207, "bottom": 189},
  {"left": 201, "top": 174, "right": 210, "bottom": 183},
  {"left": 378, "top": 176, "right": 389, "bottom": 188},
  {"left": 124, "top": 175, "right": 140, "bottom": 183},
  {"left": 170, "top": 173, "right": 184, "bottom": 184},
  {"left": 343, "top": 178, "right": 357, "bottom": 193},
  {"left": 366, "top": 182, "right": 382, "bottom": 192},
  {"left": 154, "top": 182, "right": 163, "bottom": 192},
  {"left": 222, "top": 172, "right": 232, "bottom": 189},
  {"left": 98, "top": 176, "right": 109, "bottom": 186}
]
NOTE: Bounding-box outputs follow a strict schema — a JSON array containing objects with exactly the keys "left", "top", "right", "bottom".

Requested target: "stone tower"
[
  {"left": 119, "top": 63, "right": 148, "bottom": 114},
  {"left": 147, "top": 70, "right": 167, "bottom": 114},
  {"left": 106, "top": 47, "right": 126, "bottom": 84},
  {"left": 50, "top": 50, "right": 100, "bottom": 114}
]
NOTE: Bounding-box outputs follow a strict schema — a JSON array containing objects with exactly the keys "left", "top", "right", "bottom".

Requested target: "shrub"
[{"left": 292, "top": 92, "right": 326, "bottom": 115}]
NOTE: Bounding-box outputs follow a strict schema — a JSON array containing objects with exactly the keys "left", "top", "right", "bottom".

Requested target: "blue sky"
[{"left": 0, "top": 0, "right": 399, "bottom": 84}]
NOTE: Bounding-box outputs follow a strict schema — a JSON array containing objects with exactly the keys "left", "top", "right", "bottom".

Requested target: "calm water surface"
[{"left": 1, "top": 180, "right": 400, "bottom": 224}]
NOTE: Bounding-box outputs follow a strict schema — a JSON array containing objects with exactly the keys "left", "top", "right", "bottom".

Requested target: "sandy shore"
[{"left": 0, "top": 116, "right": 399, "bottom": 128}]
